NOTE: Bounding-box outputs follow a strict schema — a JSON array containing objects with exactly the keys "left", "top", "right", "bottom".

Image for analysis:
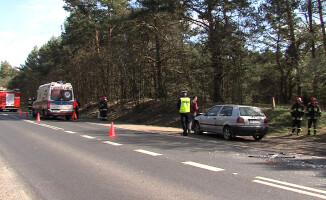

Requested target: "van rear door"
[{"left": 49, "top": 89, "right": 73, "bottom": 113}]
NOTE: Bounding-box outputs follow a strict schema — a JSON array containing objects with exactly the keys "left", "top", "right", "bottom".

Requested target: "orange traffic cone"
[
  {"left": 19, "top": 109, "right": 21, "bottom": 115},
  {"left": 25, "top": 112, "right": 28, "bottom": 119},
  {"left": 108, "top": 122, "right": 116, "bottom": 137},
  {"left": 36, "top": 113, "right": 41, "bottom": 122}
]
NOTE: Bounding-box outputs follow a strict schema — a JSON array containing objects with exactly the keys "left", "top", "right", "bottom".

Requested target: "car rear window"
[
  {"left": 239, "top": 107, "right": 264, "bottom": 117},
  {"left": 51, "top": 90, "right": 73, "bottom": 101}
]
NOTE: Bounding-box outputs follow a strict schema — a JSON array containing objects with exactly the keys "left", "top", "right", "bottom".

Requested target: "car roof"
[{"left": 212, "top": 105, "right": 257, "bottom": 107}]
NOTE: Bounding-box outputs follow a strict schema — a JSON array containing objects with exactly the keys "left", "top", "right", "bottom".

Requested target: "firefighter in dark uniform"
[
  {"left": 306, "top": 97, "right": 321, "bottom": 136},
  {"left": 27, "top": 97, "right": 33, "bottom": 113},
  {"left": 99, "top": 96, "right": 108, "bottom": 120},
  {"left": 177, "top": 91, "right": 192, "bottom": 136},
  {"left": 290, "top": 97, "right": 305, "bottom": 135}
]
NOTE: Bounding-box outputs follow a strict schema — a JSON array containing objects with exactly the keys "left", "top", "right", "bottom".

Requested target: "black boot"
[{"left": 297, "top": 130, "right": 300, "bottom": 136}]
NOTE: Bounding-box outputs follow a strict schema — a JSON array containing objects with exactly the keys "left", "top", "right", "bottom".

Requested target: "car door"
[
  {"left": 203, "top": 106, "right": 222, "bottom": 132},
  {"left": 215, "top": 106, "right": 234, "bottom": 134}
]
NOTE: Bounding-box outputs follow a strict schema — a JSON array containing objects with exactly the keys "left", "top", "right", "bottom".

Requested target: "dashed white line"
[
  {"left": 103, "top": 141, "right": 123, "bottom": 146},
  {"left": 253, "top": 176, "right": 326, "bottom": 199},
  {"left": 81, "top": 135, "right": 96, "bottom": 139},
  {"left": 86, "top": 122, "right": 109, "bottom": 127},
  {"left": 182, "top": 161, "right": 225, "bottom": 172},
  {"left": 64, "top": 131, "right": 76, "bottom": 134},
  {"left": 134, "top": 149, "right": 162, "bottom": 156}
]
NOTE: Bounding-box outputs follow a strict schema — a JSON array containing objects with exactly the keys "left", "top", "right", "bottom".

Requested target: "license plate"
[{"left": 249, "top": 120, "right": 260, "bottom": 124}]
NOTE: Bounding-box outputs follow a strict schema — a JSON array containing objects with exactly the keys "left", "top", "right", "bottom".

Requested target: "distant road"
[{"left": 1, "top": 112, "right": 326, "bottom": 200}]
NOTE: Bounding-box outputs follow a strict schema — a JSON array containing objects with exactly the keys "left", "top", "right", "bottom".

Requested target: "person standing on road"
[
  {"left": 290, "top": 97, "right": 305, "bottom": 135},
  {"left": 99, "top": 96, "right": 108, "bottom": 120},
  {"left": 27, "top": 97, "right": 33, "bottom": 113},
  {"left": 177, "top": 91, "right": 192, "bottom": 136},
  {"left": 73, "top": 97, "right": 81, "bottom": 119},
  {"left": 306, "top": 97, "right": 322, "bottom": 136},
  {"left": 189, "top": 95, "right": 199, "bottom": 131}
]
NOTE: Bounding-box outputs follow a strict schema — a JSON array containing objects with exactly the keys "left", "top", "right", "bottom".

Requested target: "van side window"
[{"left": 219, "top": 106, "right": 233, "bottom": 116}]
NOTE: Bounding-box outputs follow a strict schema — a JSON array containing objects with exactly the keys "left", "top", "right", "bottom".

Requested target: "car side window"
[
  {"left": 219, "top": 106, "right": 233, "bottom": 116},
  {"left": 206, "top": 106, "right": 222, "bottom": 116}
]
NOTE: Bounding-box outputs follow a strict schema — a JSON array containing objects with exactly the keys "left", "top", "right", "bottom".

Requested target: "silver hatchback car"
[{"left": 193, "top": 105, "right": 269, "bottom": 140}]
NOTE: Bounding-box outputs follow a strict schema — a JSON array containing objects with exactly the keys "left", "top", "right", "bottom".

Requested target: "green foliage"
[
  {"left": 4, "top": 0, "right": 326, "bottom": 111},
  {"left": 0, "top": 61, "right": 18, "bottom": 88}
]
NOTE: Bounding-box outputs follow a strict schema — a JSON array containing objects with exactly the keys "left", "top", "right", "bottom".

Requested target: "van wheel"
[
  {"left": 223, "top": 126, "right": 233, "bottom": 140},
  {"left": 42, "top": 110, "right": 48, "bottom": 119}
]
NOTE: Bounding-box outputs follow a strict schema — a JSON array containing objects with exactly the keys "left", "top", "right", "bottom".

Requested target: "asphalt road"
[{"left": 0, "top": 112, "right": 326, "bottom": 200}]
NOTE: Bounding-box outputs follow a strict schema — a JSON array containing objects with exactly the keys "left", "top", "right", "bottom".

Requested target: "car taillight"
[
  {"left": 237, "top": 117, "right": 245, "bottom": 123},
  {"left": 264, "top": 117, "right": 268, "bottom": 124},
  {"left": 47, "top": 101, "right": 50, "bottom": 108}
]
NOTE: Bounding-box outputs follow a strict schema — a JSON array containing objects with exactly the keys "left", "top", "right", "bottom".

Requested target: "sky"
[{"left": 0, "top": 0, "right": 69, "bottom": 68}]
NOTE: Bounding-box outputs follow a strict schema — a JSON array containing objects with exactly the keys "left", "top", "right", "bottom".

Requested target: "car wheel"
[
  {"left": 193, "top": 121, "right": 203, "bottom": 135},
  {"left": 223, "top": 126, "right": 233, "bottom": 140},
  {"left": 65, "top": 115, "right": 71, "bottom": 121},
  {"left": 253, "top": 135, "right": 264, "bottom": 141}
]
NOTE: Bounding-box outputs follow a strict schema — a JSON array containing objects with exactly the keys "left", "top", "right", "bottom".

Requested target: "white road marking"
[
  {"left": 182, "top": 161, "right": 225, "bottom": 172},
  {"left": 253, "top": 176, "right": 326, "bottom": 199},
  {"left": 81, "top": 135, "right": 96, "bottom": 139},
  {"left": 40, "top": 124, "right": 62, "bottom": 130},
  {"left": 134, "top": 149, "right": 162, "bottom": 156},
  {"left": 87, "top": 122, "right": 109, "bottom": 127},
  {"left": 24, "top": 120, "right": 62, "bottom": 130},
  {"left": 103, "top": 141, "right": 123, "bottom": 146},
  {"left": 64, "top": 131, "right": 76, "bottom": 134}
]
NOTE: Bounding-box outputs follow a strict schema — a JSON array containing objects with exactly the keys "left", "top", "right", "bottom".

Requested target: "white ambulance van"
[{"left": 32, "top": 81, "right": 74, "bottom": 120}]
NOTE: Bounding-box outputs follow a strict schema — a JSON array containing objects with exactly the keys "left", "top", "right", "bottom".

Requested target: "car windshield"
[
  {"left": 51, "top": 90, "right": 73, "bottom": 101},
  {"left": 239, "top": 107, "right": 264, "bottom": 117}
]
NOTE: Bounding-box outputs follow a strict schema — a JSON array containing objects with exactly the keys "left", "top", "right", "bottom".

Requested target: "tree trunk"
[
  {"left": 317, "top": 0, "right": 326, "bottom": 58},
  {"left": 286, "top": 0, "right": 301, "bottom": 97},
  {"left": 308, "top": 0, "right": 316, "bottom": 59}
]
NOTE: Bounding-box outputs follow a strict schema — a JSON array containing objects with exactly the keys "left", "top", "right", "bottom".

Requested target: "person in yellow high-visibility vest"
[{"left": 177, "top": 91, "right": 192, "bottom": 136}]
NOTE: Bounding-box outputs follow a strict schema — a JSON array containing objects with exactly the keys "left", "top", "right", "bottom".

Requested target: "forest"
[{"left": 1, "top": 0, "right": 326, "bottom": 107}]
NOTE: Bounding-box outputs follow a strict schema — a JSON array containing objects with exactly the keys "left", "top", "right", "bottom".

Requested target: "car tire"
[
  {"left": 253, "top": 135, "right": 264, "bottom": 141},
  {"left": 193, "top": 121, "right": 203, "bottom": 135},
  {"left": 223, "top": 126, "right": 233, "bottom": 140},
  {"left": 65, "top": 115, "right": 71, "bottom": 121}
]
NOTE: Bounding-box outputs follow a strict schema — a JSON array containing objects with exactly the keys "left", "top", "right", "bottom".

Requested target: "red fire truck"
[{"left": 0, "top": 89, "right": 20, "bottom": 112}]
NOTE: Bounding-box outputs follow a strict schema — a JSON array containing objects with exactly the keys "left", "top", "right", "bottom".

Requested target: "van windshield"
[{"left": 51, "top": 90, "right": 73, "bottom": 101}]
